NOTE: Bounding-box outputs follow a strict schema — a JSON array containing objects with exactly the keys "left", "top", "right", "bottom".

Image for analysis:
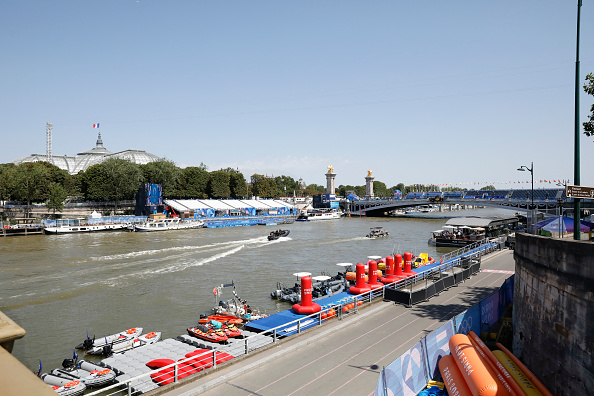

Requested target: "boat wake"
[
  {"left": 99, "top": 245, "right": 246, "bottom": 286},
  {"left": 90, "top": 237, "right": 266, "bottom": 261},
  {"left": 2, "top": 244, "right": 248, "bottom": 307}
]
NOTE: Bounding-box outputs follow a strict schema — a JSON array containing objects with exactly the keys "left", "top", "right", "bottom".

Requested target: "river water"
[{"left": 0, "top": 207, "right": 511, "bottom": 372}]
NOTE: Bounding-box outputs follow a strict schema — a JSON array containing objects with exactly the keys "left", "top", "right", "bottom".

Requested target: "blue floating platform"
[{"left": 245, "top": 291, "right": 361, "bottom": 337}]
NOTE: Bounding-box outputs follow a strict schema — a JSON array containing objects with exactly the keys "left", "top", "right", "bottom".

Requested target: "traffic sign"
[{"left": 566, "top": 185, "right": 594, "bottom": 199}]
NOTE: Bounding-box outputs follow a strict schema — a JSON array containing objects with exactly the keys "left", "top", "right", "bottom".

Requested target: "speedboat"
[
  {"left": 211, "top": 281, "right": 268, "bottom": 321},
  {"left": 133, "top": 217, "right": 204, "bottom": 232},
  {"left": 267, "top": 229, "right": 290, "bottom": 240},
  {"left": 86, "top": 330, "right": 160, "bottom": 356},
  {"left": 199, "top": 319, "right": 242, "bottom": 338},
  {"left": 76, "top": 327, "right": 142, "bottom": 351},
  {"left": 50, "top": 359, "right": 116, "bottom": 388},
  {"left": 412, "top": 253, "right": 436, "bottom": 268},
  {"left": 366, "top": 227, "right": 389, "bottom": 239},
  {"left": 187, "top": 324, "right": 228, "bottom": 343}
]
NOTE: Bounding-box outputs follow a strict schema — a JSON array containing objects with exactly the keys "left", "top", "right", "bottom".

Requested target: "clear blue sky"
[{"left": 2, "top": 1, "right": 593, "bottom": 189}]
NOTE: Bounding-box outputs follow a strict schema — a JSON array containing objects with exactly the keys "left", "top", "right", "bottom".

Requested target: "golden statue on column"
[{"left": 328, "top": 165, "right": 334, "bottom": 173}]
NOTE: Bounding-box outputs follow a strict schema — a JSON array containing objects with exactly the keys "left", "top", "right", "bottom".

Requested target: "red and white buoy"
[
  {"left": 381, "top": 255, "right": 404, "bottom": 283},
  {"left": 292, "top": 276, "right": 321, "bottom": 315},
  {"left": 349, "top": 263, "right": 371, "bottom": 295},
  {"left": 403, "top": 252, "right": 415, "bottom": 276},
  {"left": 367, "top": 260, "right": 384, "bottom": 289}
]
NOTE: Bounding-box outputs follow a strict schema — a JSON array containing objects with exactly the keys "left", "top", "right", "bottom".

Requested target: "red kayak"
[{"left": 187, "top": 325, "right": 228, "bottom": 343}]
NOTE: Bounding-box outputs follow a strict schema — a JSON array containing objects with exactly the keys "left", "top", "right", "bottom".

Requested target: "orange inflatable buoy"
[
  {"left": 496, "top": 342, "right": 554, "bottom": 396},
  {"left": 449, "top": 334, "right": 498, "bottom": 396},
  {"left": 439, "top": 355, "right": 473, "bottom": 396}
]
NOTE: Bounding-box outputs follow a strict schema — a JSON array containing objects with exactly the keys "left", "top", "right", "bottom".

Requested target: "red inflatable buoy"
[
  {"left": 292, "top": 276, "right": 321, "bottom": 315},
  {"left": 367, "top": 260, "right": 384, "bottom": 289},
  {"left": 349, "top": 263, "right": 371, "bottom": 295},
  {"left": 403, "top": 252, "right": 415, "bottom": 275}
]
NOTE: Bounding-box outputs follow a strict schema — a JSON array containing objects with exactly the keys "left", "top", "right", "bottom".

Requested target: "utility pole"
[{"left": 573, "top": 0, "right": 582, "bottom": 240}]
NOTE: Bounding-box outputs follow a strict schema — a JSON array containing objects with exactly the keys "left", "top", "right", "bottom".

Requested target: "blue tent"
[{"left": 536, "top": 216, "right": 593, "bottom": 233}]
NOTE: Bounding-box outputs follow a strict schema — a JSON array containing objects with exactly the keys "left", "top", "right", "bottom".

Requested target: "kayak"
[{"left": 198, "top": 314, "right": 243, "bottom": 325}]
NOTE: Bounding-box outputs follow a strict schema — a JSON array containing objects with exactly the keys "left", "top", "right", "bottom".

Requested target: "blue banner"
[
  {"left": 455, "top": 304, "right": 480, "bottom": 336},
  {"left": 480, "top": 290, "right": 500, "bottom": 330},
  {"left": 423, "top": 321, "right": 455, "bottom": 379},
  {"left": 379, "top": 341, "right": 427, "bottom": 396}
]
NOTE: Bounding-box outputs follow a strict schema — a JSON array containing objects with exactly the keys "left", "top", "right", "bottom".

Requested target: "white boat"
[
  {"left": 44, "top": 219, "right": 129, "bottom": 234},
  {"left": 211, "top": 282, "right": 267, "bottom": 321},
  {"left": 133, "top": 217, "right": 204, "bottom": 232},
  {"left": 366, "top": 227, "right": 389, "bottom": 239},
  {"left": 41, "top": 374, "right": 87, "bottom": 396},
  {"left": 50, "top": 359, "right": 116, "bottom": 388},
  {"left": 76, "top": 327, "right": 143, "bottom": 351},
  {"left": 295, "top": 209, "right": 342, "bottom": 221},
  {"left": 86, "top": 331, "right": 161, "bottom": 356}
]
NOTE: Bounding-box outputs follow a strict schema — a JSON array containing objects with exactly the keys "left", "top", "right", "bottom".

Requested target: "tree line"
[
  {"left": 0, "top": 158, "right": 486, "bottom": 217},
  {"left": 0, "top": 159, "right": 328, "bottom": 215}
]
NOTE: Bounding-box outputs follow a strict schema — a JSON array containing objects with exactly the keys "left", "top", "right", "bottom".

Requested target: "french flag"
[{"left": 92, "top": 123, "right": 100, "bottom": 128}]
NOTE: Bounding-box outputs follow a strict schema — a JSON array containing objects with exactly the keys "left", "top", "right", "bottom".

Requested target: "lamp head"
[{"left": 517, "top": 167, "right": 525, "bottom": 171}]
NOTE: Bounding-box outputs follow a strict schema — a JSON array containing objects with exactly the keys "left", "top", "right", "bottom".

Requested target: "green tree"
[
  {"left": 229, "top": 172, "right": 248, "bottom": 199},
  {"left": 47, "top": 182, "right": 67, "bottom": 217},
  {"left": 215, "top": 168, "right": 248, "bottom": 198},
  {"left": 337, "top": 184, "right": 357, "bottom": 197},
  {"left": 0, "top": 163, "right": 17, "bottom": 202},
  {"left": 584, "top": 72, "right": 594, "bottom": 138},
  {"left": 179, "top": 167, "right": 209, "bottom": 198},
  {"left": 208, "top": 171, "right": 231, "bottom": 198},
  {"left": 275, "top": 175, "right": 299, "bottom": 197},
  {"left": 80, "top": 158, "right": 142, "bottom": 213},
  {"left": 305, "top": 184, "right": 324, "bottom": 195},
  {"left": 11, "top": 162, "right": 50, "bottom": 216},
  {"left": 251, "top": 174, "right": 277, "bottom": 198},
  {"left": 141, "top": 159, "right": 181, "bottom": 198},
  {"left": 353, "top": 185, "right": 366, "bottom": 197},
  {"left": 373, "top": 181, "right": 388, "bottom": 197},
  {"left": 480, "top": 185, "right": 496, "bottom": 190}
]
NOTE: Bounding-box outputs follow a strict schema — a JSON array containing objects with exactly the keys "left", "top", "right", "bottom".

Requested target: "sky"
[{"left": 1, "top": 1, "right": 593, "bottom": 190}]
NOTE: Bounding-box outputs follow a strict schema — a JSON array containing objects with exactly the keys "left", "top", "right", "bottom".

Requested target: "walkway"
[{"left": 161, "top": 249, "right": 516, "bottom": 396}]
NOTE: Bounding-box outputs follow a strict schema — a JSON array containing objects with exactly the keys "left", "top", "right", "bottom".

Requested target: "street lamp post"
[{"left": 517, "top": 162, "right": 534, "bottom": 233}]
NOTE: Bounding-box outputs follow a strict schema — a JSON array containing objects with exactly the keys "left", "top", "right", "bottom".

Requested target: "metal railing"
[{"left": 86, "top": 238, "right": 503, "bottom": 396}]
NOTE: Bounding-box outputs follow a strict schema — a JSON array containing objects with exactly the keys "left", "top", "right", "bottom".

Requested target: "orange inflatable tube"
[
  {"left": 449, "top": 334, "right": 498, "bottom": 396},
  {"left": 495, "top": 343, "right": 553, "bottom": 396},
  {"left": 468, "top": 331, "right": 524, "bottom": 396},
  {"left": 466, "top": 333, "right": 518, "bottom": 396},
  {"left": 492, "top": 351, "right": 543, "bottom": 396},
  {"left": 438, "top": 355, "right": 473, "bottom": 396}
]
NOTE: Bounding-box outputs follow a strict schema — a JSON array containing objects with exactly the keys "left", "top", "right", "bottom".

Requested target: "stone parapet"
[{"left": 513, "top": 233, "right": 594, "bottom": 395}]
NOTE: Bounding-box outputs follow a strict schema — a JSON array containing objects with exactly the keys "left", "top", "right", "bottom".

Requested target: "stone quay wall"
[{"left": 513, "top": 233, "right": 594, "bottom": 395}]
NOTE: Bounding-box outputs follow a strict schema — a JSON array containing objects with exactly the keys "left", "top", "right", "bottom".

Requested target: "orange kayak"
[{"left": 198, "top": 315, "right": 243, "bottom": 325}]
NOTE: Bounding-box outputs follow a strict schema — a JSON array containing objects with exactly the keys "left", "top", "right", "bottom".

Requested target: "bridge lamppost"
[{"left": 517, "top": 162, "right": 534, "bottom": 233}]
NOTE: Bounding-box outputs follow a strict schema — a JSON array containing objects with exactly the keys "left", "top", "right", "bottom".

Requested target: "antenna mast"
[{"left": 46, "top": 122, "right": 53, "bottom": 163}]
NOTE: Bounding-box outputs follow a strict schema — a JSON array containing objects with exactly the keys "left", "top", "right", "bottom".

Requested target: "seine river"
[{"left": 0, "top": 207, "right": 511, "bottom": 372}]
